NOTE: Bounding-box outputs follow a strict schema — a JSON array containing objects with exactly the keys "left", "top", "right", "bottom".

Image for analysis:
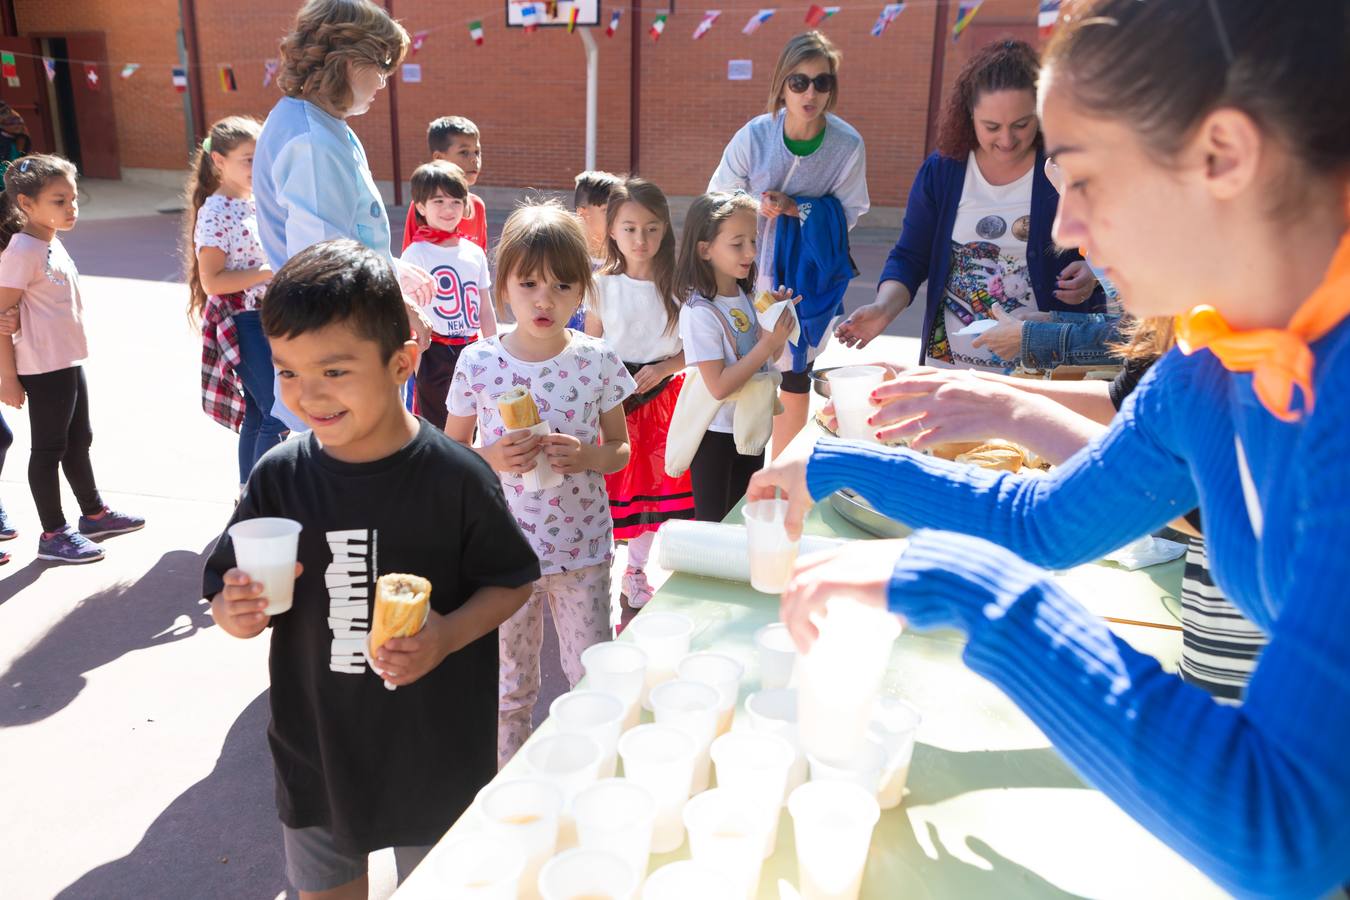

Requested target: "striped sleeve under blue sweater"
[{"left": 805, "top": 324, "right": 1350, "bottom": 898}]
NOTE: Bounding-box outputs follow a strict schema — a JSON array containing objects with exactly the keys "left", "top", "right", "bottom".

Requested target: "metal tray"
[{"left": 829, "top": 489, "right": 910, "bottom": 539}]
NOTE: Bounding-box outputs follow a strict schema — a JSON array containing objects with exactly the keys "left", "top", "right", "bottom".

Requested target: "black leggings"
[
  {"left": 18, "top": 366, "right": 104, "bottom": 533},
  {"left": 689, "top": 430, "right": 764, "bottom": 523},
  {"left": 0, "top": 408, "right": 11, "bottom": 477}
]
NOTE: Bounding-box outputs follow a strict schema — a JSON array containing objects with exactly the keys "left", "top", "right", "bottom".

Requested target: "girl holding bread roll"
[{"left": 446, "top": 201, "right": 637, "bottom": 766}]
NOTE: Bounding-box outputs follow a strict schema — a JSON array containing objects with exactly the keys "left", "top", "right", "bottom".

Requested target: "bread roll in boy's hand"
[{"left": 369, "top": 573, "right": 431, "bottom": 660}]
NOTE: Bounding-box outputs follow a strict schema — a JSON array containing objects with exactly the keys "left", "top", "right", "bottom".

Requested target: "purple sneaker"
[
  {"left": 37, "top": 528, "right": 105, "bottom": 564},
  {"left": 78, "top": 507, "right": 146, "bottom": 539}
]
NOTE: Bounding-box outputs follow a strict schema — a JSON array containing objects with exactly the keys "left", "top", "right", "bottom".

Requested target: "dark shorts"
[
  {"left": 282, "top": 823, "right": 432, "bottom": 893},
  {"left": 779, "top": 359, "right": 815, "bottom": 395}
]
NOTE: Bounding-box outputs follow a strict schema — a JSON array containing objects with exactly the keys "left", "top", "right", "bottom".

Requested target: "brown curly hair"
[
  {"left": 276, "top": 0, "right": 408, "bottom": 113},
  {"left": 936, "top": 39, "right": 1042, "bottom": 160}
]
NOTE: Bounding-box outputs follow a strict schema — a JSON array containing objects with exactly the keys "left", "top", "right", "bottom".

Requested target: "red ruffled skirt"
[{"left": 606, "top": 372, "right": 695, "bottom": 540}]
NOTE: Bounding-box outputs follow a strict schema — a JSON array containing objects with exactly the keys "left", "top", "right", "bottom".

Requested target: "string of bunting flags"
[{"left": 10, "top": 0, "right": 1024, "bottom": 95}]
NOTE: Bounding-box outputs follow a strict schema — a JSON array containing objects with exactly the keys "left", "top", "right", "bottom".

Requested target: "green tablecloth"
[{"left": 398, "top": 491, "right": 1222, "bottom": 899}]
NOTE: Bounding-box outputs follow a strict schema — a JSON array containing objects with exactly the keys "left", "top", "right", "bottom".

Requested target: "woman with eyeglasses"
[
  {"left": 750, "top": 0, "right": 1350, "bottom": 893},
  {"left": 836, "top": 39, "right": 1110, "bottom": 371},
  {"left": 253, "top": 0, "right": 434, "bottom": 431},
  {"left": 708, "top": 30, "right": 870, "bottom": 457}
]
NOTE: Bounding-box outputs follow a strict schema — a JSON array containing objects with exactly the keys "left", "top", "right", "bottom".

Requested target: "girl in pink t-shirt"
[{"left": 0, "top": 155, "right": 144, "bottom": 564}]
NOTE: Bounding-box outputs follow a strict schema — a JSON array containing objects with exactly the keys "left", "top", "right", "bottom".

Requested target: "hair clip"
[
  {"left": 202, "top": 136, "right": 213, "bottom": 154},
  {"left": 18, "top": 159, "right": 30, "bottom": 173}
]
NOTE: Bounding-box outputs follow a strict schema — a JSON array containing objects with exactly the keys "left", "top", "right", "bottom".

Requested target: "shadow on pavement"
[
  {"left": 55, "top": 689, "right": 293, "bottom": 900},
  {"left": 0, "top": 557, "right": 50, "bottom": 607},
  {"left": 0, "top": 545, "right": 215, "bottom": 726}
]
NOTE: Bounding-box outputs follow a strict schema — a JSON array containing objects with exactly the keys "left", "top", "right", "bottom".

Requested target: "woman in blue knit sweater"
[{"left": 750, "top": 1, "right": 1350, "bottom": 896}]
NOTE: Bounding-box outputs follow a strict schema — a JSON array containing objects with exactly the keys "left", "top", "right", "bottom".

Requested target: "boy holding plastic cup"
[{"left": 203, "top": 240, "right": 539, "bottom": 897}]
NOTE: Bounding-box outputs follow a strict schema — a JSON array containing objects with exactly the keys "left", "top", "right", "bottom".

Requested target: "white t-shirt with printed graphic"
[
  {"left": 400, "top": 238, "right": 492, "bottom": 340},
  {"left": 678, "top": 290, "right": 763, "bottom": 434},
  {"left": 447, "top": 333, "right": 636, "bottom": 576},
  {"left": 194, "top": 194, "right": 268, "bottom": 309},
  {"left": 930, "top": 153, "right": 1034, "bottom": 370}
]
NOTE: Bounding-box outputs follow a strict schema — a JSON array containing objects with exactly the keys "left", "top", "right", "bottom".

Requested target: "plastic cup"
[
  {"left": 681, "top": 788, "right": 771, "bottom": 900},
  {"left": 641, "top": 860, "right": 742, "bottom": 900},
  {"left": 648, "top": 679, "right": 720, "bottom": 793},
  {"left": 807, "top": 736, "right": 888, "bottom": 796},
  {"left": 580, "top": 642, "right": 649, "bottom": 731},
  {"left": 626, "top": 612, "right": 694, "bottom": 709},
  {"left": 754, "top": 623, "right": 797, "bottom": 690},
  {"left": 676, "top": 652, "right": 745, "bottom": 736},
  {"left": 788, "top": 781, "right": 881, "bottom": 900},
  {"left": 433, "top": 833, "right": 526, "bottom": 899},
  {"left": 523, "top": 733, "right": 604, "bottom": 815},
  {"left": 827, "top": 366, "right": 886, "bottom": 443},
  {"left": 537, "top": 847, "right": 639, "bottom": 900},
  {"left": 710, "top": 731, "right": 795, "bottom": 858},
  {"left": 227, "top": 517, "right": 302, "bottom": 615},
  {"left": 744, "top": 689, "right": 808, "bottom": 804},
  {"left": 743, "top": 499, "right": 800, "bottom": 594},
  {"left": 477, "top": 778, "right": 564, "bottom": 900},
  {"left": 550, "top": 691, "right": 626, "bottom": 778},
  {"left": 797, "top": 597, "right": 901, "bottom": 765},
  {"left": 870, "top": 697, "right": 922, "bottom": 809},
  {"left": 617, "top": 724, "right": 698, "bottom": 853},
  {"left": 572, "top": 778, "right": 656, "bottom": 880}
]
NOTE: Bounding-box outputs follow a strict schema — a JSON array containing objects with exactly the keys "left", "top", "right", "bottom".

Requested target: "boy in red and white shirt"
[{"left": 400, "top": 161, "right": 495, "bottom": 429}]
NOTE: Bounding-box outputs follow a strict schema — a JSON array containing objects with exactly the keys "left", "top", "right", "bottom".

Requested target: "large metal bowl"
[{"left": 810, "top": 367, "right": 839, "bottom": 399}]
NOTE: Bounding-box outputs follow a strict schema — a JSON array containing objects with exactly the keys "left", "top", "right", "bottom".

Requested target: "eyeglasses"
[
  {"left": 785, "top": 73, "right": 835, "bottom": 95},
  {"left": 1044, "top": 156, "right": 1064, "bottom": 192}
]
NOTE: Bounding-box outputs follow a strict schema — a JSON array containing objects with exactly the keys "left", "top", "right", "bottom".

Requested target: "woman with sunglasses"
[
  {"left": 253, "top": 0, "right": 434, "bottom": 431},
  {"left": 708, "top": 30, "right": 870, "bottom": 457},
  {"left": 750, "top": 0, "right": 1350, "bottom": 893},
  {"left": 836, "top": 40, "right": 1109, "bottom": 371}
]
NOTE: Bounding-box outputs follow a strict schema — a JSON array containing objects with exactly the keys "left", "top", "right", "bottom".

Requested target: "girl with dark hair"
[
  {"left": 0, "top": 155, "right": 143, "bottom": 564},
  {"left": 837, "top": 39, "right": 1107, "bottom": 370},
  {"left": 751, "top": 1, "right": 1350, "bottom": 893}
]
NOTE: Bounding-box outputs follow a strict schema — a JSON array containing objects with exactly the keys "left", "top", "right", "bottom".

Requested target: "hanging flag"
[
  {"left": 804, "top": 5, "right": 840, "bottom": 27},
  {"left": 1038, "top": 0, "right": 1060, "bottom": 38},
  {"left": 219, "top": 64, "right": 237, "bottom": 93},
  {"left": 605, "top": 8, "right": 622, "bottom": 37},
  {"left": 521, "top": 2, "right": 540, "bottom": 33},
  {"left": 544, "top": 1, "right": 559, "bottom": 16},
  {"left": 172, "top": 66, "right": 188, "bottom": 93},
  {"left": 263, "top": 58, "right": 279, "bottom": 87},
  {"left": 953, "top": 0, "right": 983, "bottom": 41},
  {"left": 42, "top": 57, "right": 57, "bottom": 83},
  {"left": 870, "top": 3, "right": 906, "bottom": 36},
  {"left": 0, "top": 51, "right": 16, "bottom": 86},
  {"left": 120, "top": 63, "right": 140, "bottom": 80},
  {"left": 469, "top": 20, "right": 485, "bottom": 45},
  {"left": 567, "top": 5, "right": 581, "bottom": 32},
  {"left": 649, "top": 12, "right": 668, "bottom": 41},
  {"left": 410, "top": 30, "right": 430, "bottom": 55},
  {"left": 84, "top": 64, "right": 100, "bottom": 91},
  {"left": 742, "top": 9, "right": 776, "bottom": 34},
  {"left": 693, "top": 10, "right": 722, "bottom": 40}
]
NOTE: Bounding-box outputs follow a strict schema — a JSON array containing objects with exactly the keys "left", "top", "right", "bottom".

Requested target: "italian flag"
[
  {"left": 469, "top": 20, "right": 484, "bottom": 45},
  {"left": 649, "top": 13, "right": 668, "bottom": 42}
]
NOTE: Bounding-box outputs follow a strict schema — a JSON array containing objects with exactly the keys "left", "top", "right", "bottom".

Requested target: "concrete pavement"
[{"left": 0, "top": 193, "right": 921, "bottom": 899}]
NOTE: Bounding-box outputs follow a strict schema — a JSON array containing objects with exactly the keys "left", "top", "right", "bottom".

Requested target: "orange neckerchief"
[{"left": 1175, "top": 230, "right": 1350, "bottom": 422}]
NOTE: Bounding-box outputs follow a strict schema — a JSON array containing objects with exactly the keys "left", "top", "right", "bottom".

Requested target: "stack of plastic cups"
[
  {"left": 744, "top": 688, "right": 808, "bottom": 803},
  {"left": 676, "top": 651, "right": 745, "bottom": 737},
  {"left": 788, "top": 781, "right": 881, "bottom": 900},
  {"left": 579, "top": 641, "right": 648, "bottom": 731},
  {"left": 477, "top": 778, "right": 564, "bottom": 900},
  {"left": 797, "top": 596, "right": 901, "bottom": 767},
  {"left": 536, "top": 847, "right": 640, "bottom": 900},
  {"left": 433, "top": 834, "right": 525, "bottom": 899},
  {"left": 549, "top": 690, "right": 626, "bottom": 778},
  {"left": 681, "top": 787, "right": 773, "bottom": 900},
  {"left": 626, "top": 612, "right": 694, "bottom": 710},
  {"left": 870, "top": 696, "right": 922, "bottom": 809},
  {"left": 616, "top": 724, "right": 698, "bottom": 853},
  {"left": 648, "top": 679, "right": 720, "bottom": 793},
  {"left": 572, "top": 778, "right": 657, "bottom": 882},
  {"left": 710, "top": 730, "right": 796, "bottom": 858}
]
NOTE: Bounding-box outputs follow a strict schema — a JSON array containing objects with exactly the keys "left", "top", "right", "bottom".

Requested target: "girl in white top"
[
  {"left": 584, "top": 177, "right": 692, "bottom": 608},
  {"left": 675, "top": 192, "right": 795, "bottom": 523}
]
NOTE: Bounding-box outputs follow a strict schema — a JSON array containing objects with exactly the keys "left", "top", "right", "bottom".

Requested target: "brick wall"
[{"left": 15, "top": 1, "right": 1039, "bottom": 210}]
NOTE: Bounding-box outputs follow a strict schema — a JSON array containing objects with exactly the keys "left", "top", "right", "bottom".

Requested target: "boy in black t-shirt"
[{"left": 202, "top": 239, "right": 538, "bottom": 898}]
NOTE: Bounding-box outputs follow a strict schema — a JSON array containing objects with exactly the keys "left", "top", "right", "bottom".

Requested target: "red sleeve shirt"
[{"left": 401, "top": 193, "right": 488, "bottom": 254}]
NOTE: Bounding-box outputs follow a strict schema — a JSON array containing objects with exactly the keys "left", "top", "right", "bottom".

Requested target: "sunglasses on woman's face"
[{"left": 785, "top": 73, "right": 835, "bottom": 94}]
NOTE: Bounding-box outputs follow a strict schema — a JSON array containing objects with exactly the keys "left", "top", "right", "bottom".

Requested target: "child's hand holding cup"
[{"left": 220, "top": 518, "right": 304, "bottom": 636}]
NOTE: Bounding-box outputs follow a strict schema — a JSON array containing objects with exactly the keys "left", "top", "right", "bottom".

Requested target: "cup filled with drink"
[
  {"left": 742, "top": 498, "right": 800, "bottom": 594},
  {"left": 227, "top": 517, "right": 302, "bottom": 615}
]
